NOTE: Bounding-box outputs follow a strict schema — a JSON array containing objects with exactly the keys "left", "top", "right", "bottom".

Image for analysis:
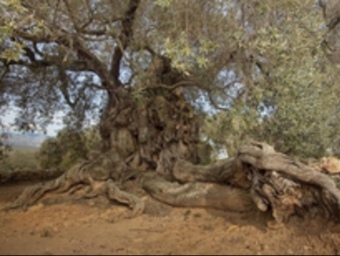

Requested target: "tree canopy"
[{"left": 1, "top": 0, "right": 340, "bottom": 158}]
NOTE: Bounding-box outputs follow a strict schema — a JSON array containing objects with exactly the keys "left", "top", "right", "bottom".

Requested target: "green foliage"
[
  {"left": 37, "top": 138, "right": 62, "bottom": 169},
  {"left": 201, "top": 106, "right": 259, "bottom": 158},
  {"left": 56, "top": 128, "right": 88, "bottom": 169},
  {"left": 200, "top": 0, "right": 340, "bottom": 158},
  {"left": 0, "top": 127, "right": 101, "bottom": 172},
  {"left": 1, "top": 0, "right": 340, "bottom": 159},
  {"left": 0, "top": 132, "right": 11, "bottom": 161},
  {"left": 155, "top": 0, "right": 172, "bottom": 7},
  {"left": 82, "top": 126, "right": 102, "bottom": 154},
  {"left": 164, "top": 32, "right": 218, "bottom": 75},
  {"left": 0, "top": 0, "right": 29, "bottom": 61},
  {"left": 36, "top": 126, "right": 101, "bottom": 170}
]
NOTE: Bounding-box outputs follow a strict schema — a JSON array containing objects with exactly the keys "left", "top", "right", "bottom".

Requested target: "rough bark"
[
  {"left": 4, "top": 136, "right": 340, "bottom": 225},
  {"left": 142, "top": 174, "right": 255, "bottom": 212},
  {"left": 99, "top": 55, "right": 203, "bottom": 177},
  {"left": 2, "top": 55, "right": 205, "bottom": 217},
  {"left": 143, "top": 141, "right": 340, "bottom": 223},
  {"left": 2, "top": 149, "right": 144, "bottom": 217}
]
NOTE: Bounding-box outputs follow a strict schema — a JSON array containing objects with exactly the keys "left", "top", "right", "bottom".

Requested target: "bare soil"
[{"left": 1, "top": 181, "right": 340, "bottom": 255}]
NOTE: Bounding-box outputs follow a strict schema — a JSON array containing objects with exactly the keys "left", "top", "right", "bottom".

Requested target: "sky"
[{"left": 1, "top": 108, "right": 64, "bottom": 137}]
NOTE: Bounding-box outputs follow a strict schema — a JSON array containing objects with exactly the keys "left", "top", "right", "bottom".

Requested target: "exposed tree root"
[
  {"left": 2, "top": 151, "right": 145, "bottom": 217},
  {"left": 144, "top": 141, "right": 340, "bottom": 224},
  {"left": 4, "top": 141, "right": 340, "bottom": 225},
  {"left": 142, "top": 174, "right": 255, "bottom": 212},
  {"left": 79, "top": 179, "right": 144, "bottom": 217}
]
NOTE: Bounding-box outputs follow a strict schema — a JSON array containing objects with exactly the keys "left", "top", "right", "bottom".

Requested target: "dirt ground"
[{"left": 1, "top": 181, "right": 340, "bottom": 255}]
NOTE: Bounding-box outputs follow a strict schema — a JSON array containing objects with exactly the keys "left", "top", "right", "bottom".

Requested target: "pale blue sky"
[{"left": 2, "top": 108, "right": 64, "bottom": 137}]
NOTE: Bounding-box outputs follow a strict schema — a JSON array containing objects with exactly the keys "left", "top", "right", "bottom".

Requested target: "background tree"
[
  {"left": 37, "top": 138, "right": 62, "bottom": 169},
  {"left": 37, "top": 128, "right": 88, "bottom": 169}
]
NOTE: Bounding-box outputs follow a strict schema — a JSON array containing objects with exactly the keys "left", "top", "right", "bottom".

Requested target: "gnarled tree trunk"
[
  {"left": 2, "top": 55, "right": 205, "bottom": 216},
  {"left": 99, "top": 89, "right": 202, "bottom": 177}
]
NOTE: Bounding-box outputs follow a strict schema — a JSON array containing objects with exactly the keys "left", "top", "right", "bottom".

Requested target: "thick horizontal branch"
[{"left": 238, "top": 142, "right": 340, "bottom": 205}]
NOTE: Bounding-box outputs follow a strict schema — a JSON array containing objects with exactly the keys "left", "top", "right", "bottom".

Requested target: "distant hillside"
[{"left": 2, "top": 132, "right": 49, "bottom": 149}]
